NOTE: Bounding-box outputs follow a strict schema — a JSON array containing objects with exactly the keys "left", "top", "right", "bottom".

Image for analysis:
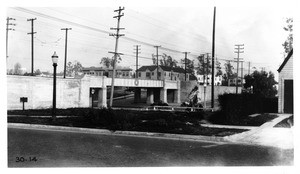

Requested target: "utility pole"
[
  {"left": 234, "top": 44, "right": 244, "bottom": 94},
  {"left": 241, "top": 60, "right": 244, "bottom": 87},
  {"left": 211, "top": 6, "right": 216, "bottom": 108},
  {"left": 61, "top": 28, "right": 72, "bottom": 78},
  {"left": 200, "top": 54, "right": 205, "bottom": 83},
  {"left": 27, "top": 18, "right": 37, "bottom": 76},
  {"left": 182, "top": 52, "right": 190, "bottom": 81},
  {"left": 154, "top": 45, "right": 161, "bottom": 80},
  {"left": 108, "top": 6, "right": 125, "bottom": 107},
  {"left": 206, "top": 53, "right": 210, "bottom": 85},
  {"left": 248, "top": 61, "right": 251, "bottom": 75},
  {"left": 133, "top": 45, "right": 141, "bottom": 78},
  {"left": 6, "top": 17, "right": 16, "bottom": 60}
]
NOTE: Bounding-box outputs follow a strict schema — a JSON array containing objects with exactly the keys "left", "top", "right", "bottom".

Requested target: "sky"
[{"left": 3, "top": 0, "right": 296, "bottom": 79}]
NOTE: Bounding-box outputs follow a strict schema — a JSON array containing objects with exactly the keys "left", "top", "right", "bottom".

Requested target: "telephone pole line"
[
  {"left": 211, "top": 6, "right": 216, "bottom": 108},
  {"left": 182, "top": 52, "right": 190, "bottom": 81},
  {"left": 234, "top": 44, "right": 244, "bottom": 94},
  {"left": 61, "top": 28, "right": 72, "bottom": 78},
  {"left": 154, "top": 45, "right": 161, "bottom": 80},
  {"left": 27, "top": 18, "right": 37, "bottom": 76},
  {"left": 133, "top": 45, "right": 141, "bottom": 78},
  {"left": 108, "top": 6, "right": 125, "bottom": 107},
  {"left": 6, "top": 17, "right": 16, "bottom": 60}
]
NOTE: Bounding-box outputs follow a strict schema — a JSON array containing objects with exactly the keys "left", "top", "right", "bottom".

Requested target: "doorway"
[{"left": 284, "top": 80, "right": 293, "bottom": 113}]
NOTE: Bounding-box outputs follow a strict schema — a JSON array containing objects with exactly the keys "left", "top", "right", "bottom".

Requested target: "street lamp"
[{"left": 52, "top": 51, "right": 58, "bottom": 121}]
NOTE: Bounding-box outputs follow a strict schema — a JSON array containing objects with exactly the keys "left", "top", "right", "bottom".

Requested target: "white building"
[
  {"left": 277, "top": 49, "right": 293, "bottom": 113},
  {"left": 196, "top": 74, "right": 222, "bottom": 86}
]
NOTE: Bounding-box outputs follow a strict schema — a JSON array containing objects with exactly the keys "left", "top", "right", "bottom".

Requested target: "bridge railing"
[{"left": 106, "top": 78, "right": 164, "bottom": 88}]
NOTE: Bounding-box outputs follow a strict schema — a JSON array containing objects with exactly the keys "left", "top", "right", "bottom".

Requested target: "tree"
[
  {"left": 100, "top": 57, "right": 113, "bottom": 68},
  {"left": 244, "top": 70, "right": 277, "bottom": 98},
  {"left": 13, "top": 63, "right": 22, "bottom": 75},
  {"left": 7, "top": 69, "right": 13, "bottom": 75},
  {"left": 282, "top": 18, "right": 293, "bottom": 55},
  {"left": 181, "top": 58, "right": 196, "bottom": 80},
  {"left": 222, "top": 61, "right": 235, "bottom": 85},
  {"left": 152, "top": 53, "right": 178, "bottom": 68},
  {"left": 34, "top": 69, "right": 42, "bottom": 75},
  {"left": 66, "top": 61, "right": 83, "bottom": 77},
  {"left": 196, "top": 54, "right": 211, "bottom": 75},
  {"left": 215, "top": 60, "right": 222, "bottom": 76}
]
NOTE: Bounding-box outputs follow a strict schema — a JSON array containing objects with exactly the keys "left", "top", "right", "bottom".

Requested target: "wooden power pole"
[
  {"left": 108, "top": 6, "right": 125, "bottom": 107},
  {"left": 234, "top": 44, "right": 244, "bottom": 94},
  {"left": 211, "top": 6, "right": 216, "bottom": 108},
  {"left": 61, "top": 28, "right": 72, "bottom": 78},
  {"left": 27, "top": 18, "right": 37, "bottom": 76}
]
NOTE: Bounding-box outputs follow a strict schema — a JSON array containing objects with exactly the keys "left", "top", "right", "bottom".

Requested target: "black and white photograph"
[{"left": 2, "top": 0, "right": 298, "bottom": 172}]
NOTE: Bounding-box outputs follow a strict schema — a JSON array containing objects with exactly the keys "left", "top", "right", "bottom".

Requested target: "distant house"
[
  {"left": 136, "top": 65, "right": 191, "bottom": 81},
  {"left": 82, "top": 66, "right": 133, "bottom": 78},
  {"left": 196, "top": 74, "right": 223, "bottom": 86},
  {"left": 228, "top": 77, "right": 245, "bottom": 86},
  {"left": 277, "top": 49, "right": 293, "bottom": 113}
]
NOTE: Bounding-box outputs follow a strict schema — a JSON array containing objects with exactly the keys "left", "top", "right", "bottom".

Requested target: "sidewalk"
[{"left": 226, "top": 114, "right": 293, "bottom": 149}]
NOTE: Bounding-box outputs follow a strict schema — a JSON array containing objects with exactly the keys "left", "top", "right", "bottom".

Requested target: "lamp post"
[{"left": 52, "top": 52, "right": 58, "bottom": 121}]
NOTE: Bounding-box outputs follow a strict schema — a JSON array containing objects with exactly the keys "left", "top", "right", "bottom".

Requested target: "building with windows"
[
  {"left": 82, "top": 67, "right": 133, "bottom": 78},
  {"left": 196, "top": 74, "right": 223, "bottom": 86},
  {"left": 136, "top": 65, "right": 191, "bottom": 81}
]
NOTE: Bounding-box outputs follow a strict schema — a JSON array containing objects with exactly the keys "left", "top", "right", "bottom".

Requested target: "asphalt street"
[{"left": 8, "top": 127, "right": 293, "bottom": 167}]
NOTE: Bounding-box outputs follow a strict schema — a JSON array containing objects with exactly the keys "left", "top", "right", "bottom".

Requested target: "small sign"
[
  {"left": 134, "top": 79, "right": 139, "bottom": 86},
  {"left": 20, "top": 97, "right": 28, "bottom": 103}
]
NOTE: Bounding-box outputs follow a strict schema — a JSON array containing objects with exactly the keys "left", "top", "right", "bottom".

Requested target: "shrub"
[{"left": 216, "top": 93, "right": 278, "bottom": 124}]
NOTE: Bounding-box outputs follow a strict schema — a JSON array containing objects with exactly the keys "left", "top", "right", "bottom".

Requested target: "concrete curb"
[{"left": 8, "top": 123, "right": 229, "bottom": 143}]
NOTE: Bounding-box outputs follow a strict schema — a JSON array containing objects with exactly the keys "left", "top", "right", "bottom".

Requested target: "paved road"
[{"left": 8, "top": 127, "right": 293, "bottom": 167}]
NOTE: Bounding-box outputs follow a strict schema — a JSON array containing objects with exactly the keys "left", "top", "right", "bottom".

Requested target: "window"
[
  {"left": 158, "top": 72, "right": 161, "bottom": 77},
  {"left": 146, "top": 72, "right": 151, "bottom": 78},
  {"left": 138, "top": 72, "right": 141, "bottom": 77},
  {"left": 122, "top": 72, "right": 125, "bottom": 76},
  {"left": 164, "top": 72, "right": 166, "bottom": 76},
  {"left": 126, "top": 72, "right": 129, "bottom": 76},
  {"left": 152, "top": 72, "right": 154, "bottom": 76}
]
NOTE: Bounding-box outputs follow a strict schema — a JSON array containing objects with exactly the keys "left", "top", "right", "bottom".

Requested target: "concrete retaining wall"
[{"left": 7, "top": 75, "right": 85, "bottom": 110}]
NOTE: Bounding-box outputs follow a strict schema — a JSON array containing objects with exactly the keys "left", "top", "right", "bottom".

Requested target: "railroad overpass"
[{"left": 87, "top": 76, "right": 181, "bottom": 108}]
